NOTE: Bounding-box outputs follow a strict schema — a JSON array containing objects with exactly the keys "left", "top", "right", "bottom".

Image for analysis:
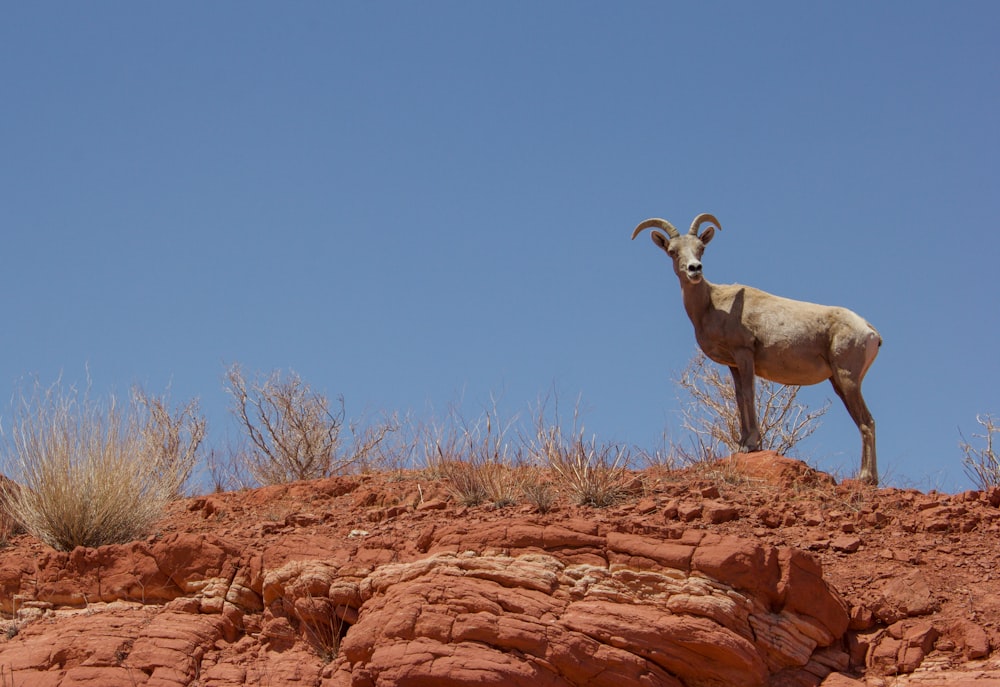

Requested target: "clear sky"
[{"left": 1, "top": 2, "right": 997, "bottom": 492}]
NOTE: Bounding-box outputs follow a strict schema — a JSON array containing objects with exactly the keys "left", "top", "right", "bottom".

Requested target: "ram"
[{"left": 633, "top": 213, "right": 882, "bottom": 484}]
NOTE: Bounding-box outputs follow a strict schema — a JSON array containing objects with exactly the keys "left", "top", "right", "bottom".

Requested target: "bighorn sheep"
[{"left": 632, "top": 213, "right": 882, "bottom": 484}]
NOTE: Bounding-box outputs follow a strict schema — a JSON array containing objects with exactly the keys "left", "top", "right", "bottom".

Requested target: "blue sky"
[{"left": 1, "top": 3, "right": 997, "bottom": 491}]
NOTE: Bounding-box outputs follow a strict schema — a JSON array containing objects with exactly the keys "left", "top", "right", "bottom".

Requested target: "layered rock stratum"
[{"left": 0, "top": 453, "right": 996, "bottom": 686}]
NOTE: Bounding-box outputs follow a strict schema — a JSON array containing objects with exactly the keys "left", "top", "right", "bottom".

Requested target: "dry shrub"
[
  {"left": 675, "top": 351, "right": 829, "bottom": 461},
  {"left": 1, "top": 380, "right": 194, "bottom": 551},
  {"left": 225, "top": 364, "right": 395, "bottom": 485},
  {"left": 961, "top": 414, "right": 1000, "bottom": 489}
]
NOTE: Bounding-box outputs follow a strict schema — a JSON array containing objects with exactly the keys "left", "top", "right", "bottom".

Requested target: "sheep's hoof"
[{"left": 859, "top": 471, "right": 879, "bottom": 487}]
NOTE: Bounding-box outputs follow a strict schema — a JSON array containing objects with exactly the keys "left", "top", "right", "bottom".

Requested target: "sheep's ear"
[
  {"left": 651, "top": 231, "right": 670, "bottom": 251},
  {"left": 699, "top": 227, "right": 715, "bottom": 245}
]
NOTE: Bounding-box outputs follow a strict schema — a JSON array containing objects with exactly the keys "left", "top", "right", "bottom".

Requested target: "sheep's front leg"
[{"left": 729, "top": 354, "right": 761, "bottom": 452}]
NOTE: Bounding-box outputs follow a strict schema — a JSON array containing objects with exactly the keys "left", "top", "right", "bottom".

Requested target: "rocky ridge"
[{"left": 0, "top": 452, "right": 996, "bottom": 686}]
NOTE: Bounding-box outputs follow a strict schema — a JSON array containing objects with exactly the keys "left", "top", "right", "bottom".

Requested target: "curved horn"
[
  {"left": 631, "top": 218, "right": 680, "bottom": 240},
  {"left": 688, "top": 213, "right": 722, "bottom": 236}
]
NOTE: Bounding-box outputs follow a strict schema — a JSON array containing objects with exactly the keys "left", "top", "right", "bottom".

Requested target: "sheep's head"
[{"left": 631, "top": 213, "right": 721, "bottom": 285}]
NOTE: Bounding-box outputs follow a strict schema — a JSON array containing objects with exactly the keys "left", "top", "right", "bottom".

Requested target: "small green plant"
[
  {"left": 960, "top": 414, "right": 1000, "bottom": 489},
  {"left": 1, "top": 380, "right": 188, "bottom": 551},
  {"left": 521, "top": 478, "right": 557, "bottom": 513}
]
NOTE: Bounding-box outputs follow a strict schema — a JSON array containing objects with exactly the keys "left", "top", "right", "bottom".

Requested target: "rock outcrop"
[
  {"left": 0, "top": 455, "right": 996, "bottom": 686},
  {"left": 0, "top": 521, "right": 847, "bottom": 686}
]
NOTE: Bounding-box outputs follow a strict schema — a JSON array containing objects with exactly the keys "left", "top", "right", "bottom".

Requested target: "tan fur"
[{"left": 633, "top": 214, "right": 881, "bottom": 484}]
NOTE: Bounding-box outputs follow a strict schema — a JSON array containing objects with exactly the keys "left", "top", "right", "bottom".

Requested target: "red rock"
[
  {"left": 848, "top": 604, "right": 875, "bottom": 631},
  {"left": 692, "top": 534, "right": 780, "bottom": 601},
  {"left": 725, "top": 452, "right": 836, "bottom": 489},
  {"left": 703, "top": 499, "right": 740, "bottom": 524},
  {"left": 820, "top": 673, "right": 865, "bottom": 686},
  {"left": 869, "top": 635, "right": 902, "bottom": 671},
  {"left": 700, "top": 485, "right": 721, "bottom": 499},
  {"left": 830, "top": 536, "right": 861, "bottom": 553},
  {"left": 757, "top": 506, "right": 783, "bottom": 528},
  {"left": 0, "top": 464, "right": 993, "bottom": 686},
  {"left": 987, "top": 486, "right": 1000, "bottom": 507},
  {"left": 876, "top": 571, "right": 938, "bottom": 622},
  {"left": 904, "top": 620, "right": 938, "bottom": 653},
  {"left": 605, "top": 531, "right": 694, "bottom": 571},
  {"left": 776, "top": 548, "right": 850, "bottom": 641},
  {"left": 955, "top": 619, "right": 991, "bottom": 659},
  {"left": 661, "top": 498, "right": 680, "bottom": 520},
  {"left": 677, "top": 501, "right": 703, "bottom": 521}
]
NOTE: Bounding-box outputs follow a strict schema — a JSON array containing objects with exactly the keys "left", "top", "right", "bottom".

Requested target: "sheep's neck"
[{"left": 679, "top": 277, "right": 715, "bottom": 329}]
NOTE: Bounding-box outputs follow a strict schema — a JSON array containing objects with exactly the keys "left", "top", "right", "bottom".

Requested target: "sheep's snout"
[{"left": 685, "top": 261, "right": 703, "bottom": 281}]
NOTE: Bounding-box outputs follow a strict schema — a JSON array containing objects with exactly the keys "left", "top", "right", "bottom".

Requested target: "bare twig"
[
  {"left": 674, "top": 351, "right": 829, "bottom": 461},
  {"left": 224, "top": 364, "right": 396, "bottom": 485},
  {"left": 960, "top": 414, "right": 1000, "bottom": 489}
]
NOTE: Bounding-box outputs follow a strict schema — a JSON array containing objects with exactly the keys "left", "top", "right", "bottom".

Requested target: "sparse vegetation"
[
  {"left": 133, "top": 386, "right": 206, "bottom": 497},
  {"left": 530, "top": 397, "right": 631, "bottom": 507},
  {"left": 674, "top": 351, "right": 829, "bottom": 461},
  {"left": 634, "top": 429, "right": 680, "bottom": 472},
  {"left": 1, "top": 380, "right": 197, "bottom": 551},
  {"left": 224, "top": 364, "right": 396, "bottom": 485},
  {"left": 294, "top": 593, "right": 348, "bottom": 664},
  {"left": 521, "top": 479, "right": 557, "bottom": 513},
  {"left": 0, "top": 354, "right": 850, "bottom": 541},
  {"left": 541, "top": 433, "right": 631, "bottom": 507},
  {"left": 425, "top": 394, "right": 638, "bottom": 510},
  {"left": 960, "top": 414, "right": 1000, "bottom": 489},
  {"left": 425, "top": 402, "right": 524, "bottom": 508}
]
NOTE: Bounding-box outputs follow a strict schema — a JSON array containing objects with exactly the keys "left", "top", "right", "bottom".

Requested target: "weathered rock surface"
[{"left": 0, "top": 453, "right": 995, "bottom": 686}]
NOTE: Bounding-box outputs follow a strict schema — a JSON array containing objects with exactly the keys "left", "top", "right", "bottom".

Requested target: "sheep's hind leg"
[{"left": 829, "top": 372, "right": 877, "bottom": 485}]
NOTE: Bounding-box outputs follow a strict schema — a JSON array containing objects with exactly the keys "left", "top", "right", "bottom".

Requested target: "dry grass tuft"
[
  {"left": 1, "top": 380, "right": 195, "bottom": 551},
  {"left": 294, "top": 593, "right": 349, "bottom": 664},
  {"left": 521, "top": 477, "right": 557, "bottom": 513},
  {"left": 425, "top": 402, "right": 524, "bottom": 508},
  {"left": 542, "top": 432, "right": 631, "bottom": 507},
  {"left": 530, "top": 397, "right": 630, "bottom": 507}
]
